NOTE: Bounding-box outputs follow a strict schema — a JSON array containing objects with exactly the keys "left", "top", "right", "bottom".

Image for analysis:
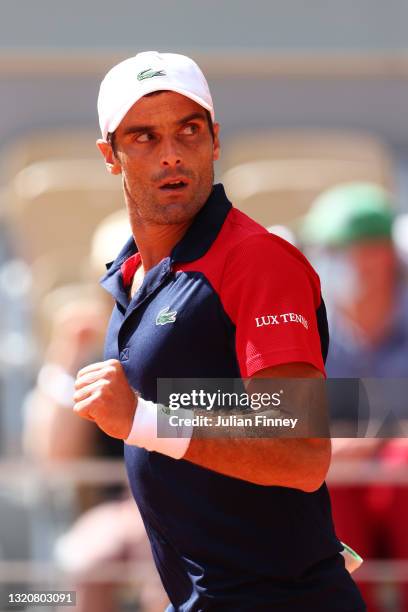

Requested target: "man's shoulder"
[{"left": 223, "top": 207, "right": 319, "bottom": 281}]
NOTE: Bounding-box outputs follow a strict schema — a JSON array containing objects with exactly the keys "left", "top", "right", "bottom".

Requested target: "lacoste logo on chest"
[{"left": 156, "top": 306, "right": 177, "bottom": 326}]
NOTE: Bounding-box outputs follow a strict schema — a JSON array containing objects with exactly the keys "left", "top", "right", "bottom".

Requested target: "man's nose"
[{"left": 159, "top": 138, "right": 182, "bottom": 168}]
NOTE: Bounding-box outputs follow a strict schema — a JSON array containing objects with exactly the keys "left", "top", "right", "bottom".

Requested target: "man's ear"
[
  {"left": 96, "top": 139, "right": 122, "bottom": 175},
  {"left": 212, "top": 122, "right": 221, "bottom": 161}
]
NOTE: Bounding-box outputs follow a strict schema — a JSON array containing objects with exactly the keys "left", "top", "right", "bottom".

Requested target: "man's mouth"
[{"left": 159, "top": 178, "right": 189, "bottom": 191}]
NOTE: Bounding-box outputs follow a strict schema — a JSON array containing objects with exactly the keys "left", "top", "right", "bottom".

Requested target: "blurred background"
[{"left": 1, "top": 1, "right": 408, "bottom": 610}]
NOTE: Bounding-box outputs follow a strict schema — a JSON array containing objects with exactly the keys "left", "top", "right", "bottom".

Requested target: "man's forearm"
[
  {"left": 162, "top": 369, "right": 330, "bottom": 491},
  {"left": 74, "top": 359, "right": 331, "bottom": 492},
  {"left": 184, "top": 435, "right": 331, "bottom": 491},
  {"left": 133, "top": 397, "right": 331, "bottom": 491}
]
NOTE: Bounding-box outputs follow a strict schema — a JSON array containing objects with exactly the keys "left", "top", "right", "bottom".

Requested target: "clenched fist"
[{"left": 73, "top": 359, "right": 137, "bottom": 439}]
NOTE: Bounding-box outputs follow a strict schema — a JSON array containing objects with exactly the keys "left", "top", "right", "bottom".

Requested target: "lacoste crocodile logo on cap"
[
  {"left": 137, "top": 68, "right": 166, "bottom": 81},
  {"left": 156, "top": 306, "right": 177, "bottom": 326}
]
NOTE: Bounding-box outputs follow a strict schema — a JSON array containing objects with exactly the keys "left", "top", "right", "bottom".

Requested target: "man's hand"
[{"left": 73, "top": 359, "right": 136, "bottom": 439}]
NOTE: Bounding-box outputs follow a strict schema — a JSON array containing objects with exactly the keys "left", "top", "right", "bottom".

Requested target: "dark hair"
[
  {"left": 107, "top": 94, "right": 214, "bottom": 154},
  {"left": 106, "top": 131, "right": 117, "bottom": 152}
]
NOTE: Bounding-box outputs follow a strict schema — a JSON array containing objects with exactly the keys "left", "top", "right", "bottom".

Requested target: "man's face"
[
  {"left": 97, "top": 91, "right": 220, "bottom": 226},
  {"left": 314, "top": 239, "right": 396, "bottom": 308},
  {"left": 346, "top": 239, "right": 396, "bottom": 296}
]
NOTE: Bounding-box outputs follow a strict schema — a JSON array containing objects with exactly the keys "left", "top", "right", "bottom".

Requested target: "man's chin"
[
  {"left": 156, "top": 205, "right": 197, "bottom": 225},
  {"left": 158, "top": 187, "right": 193, "bottom": 205},
  {"left": 130, "top": 182, "right": 211, "bottom": 225}
]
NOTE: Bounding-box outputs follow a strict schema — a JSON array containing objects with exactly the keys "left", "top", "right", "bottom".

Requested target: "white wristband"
[{"left": 124, "top": 396, "right": 192, "bottom": 459}]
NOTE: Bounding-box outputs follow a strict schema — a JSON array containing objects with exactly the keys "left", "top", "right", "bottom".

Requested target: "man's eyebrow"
[
  {"left": 176, "top": 111, "right": 207, "bottom": 125},
  {"left": 122, "top": 112, "right": 207, "bottom": 136},
  {"left": 123, "top": 124, "right": 154, "bottom": 136}
]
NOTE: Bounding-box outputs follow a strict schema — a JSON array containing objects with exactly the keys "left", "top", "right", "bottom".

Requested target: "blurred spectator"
[
  {"left": 301, "top": 182, "right": 408, "bottom": 611},
  {"left": 23, "top": 285, "right": 167, "bottom": 611},
  {"left": 0, "top": 215, "right": 35, "bottom": 457},
  {"left": 24, "top": 285, "right": 113, "bottom": 465},
  {"left": 0, "top": 216, "right": 35, "bottom": 609}
]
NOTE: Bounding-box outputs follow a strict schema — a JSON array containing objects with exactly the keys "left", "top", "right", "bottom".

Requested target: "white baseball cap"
[{"left": 97, "top": 51, "right": 214, "bottom": 141}]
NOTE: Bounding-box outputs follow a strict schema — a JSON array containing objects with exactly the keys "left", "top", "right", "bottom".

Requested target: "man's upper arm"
[{"left": 220, "top": 233, "right": 328, "bottom": 378}]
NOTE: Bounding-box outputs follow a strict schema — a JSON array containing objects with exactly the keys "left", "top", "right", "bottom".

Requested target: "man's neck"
[{"left": 131, "top": 220, "right": 192, "bottom": 272}]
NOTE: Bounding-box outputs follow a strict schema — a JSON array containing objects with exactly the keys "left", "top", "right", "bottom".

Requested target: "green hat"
[{"left": 300, "top": 182, "right": 394, "bottom": 247}]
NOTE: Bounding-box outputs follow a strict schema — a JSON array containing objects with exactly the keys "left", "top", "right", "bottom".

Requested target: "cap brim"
[{"left": 104, "top": 83, "right": 214, "bottom": 140}]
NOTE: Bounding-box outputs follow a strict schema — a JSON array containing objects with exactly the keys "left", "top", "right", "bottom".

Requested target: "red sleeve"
[{"left": 220, "top": 234, "right": 326, "bottom": 377}]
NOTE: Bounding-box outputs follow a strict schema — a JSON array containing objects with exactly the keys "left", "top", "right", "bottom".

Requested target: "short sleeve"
[{"left": 220, "top": 234, "right": 326, "bottom": 377}]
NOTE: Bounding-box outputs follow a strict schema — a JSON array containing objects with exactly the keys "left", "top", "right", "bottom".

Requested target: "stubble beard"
[{"left": 123, "top": 168, "right": 214, "bottom": 227}]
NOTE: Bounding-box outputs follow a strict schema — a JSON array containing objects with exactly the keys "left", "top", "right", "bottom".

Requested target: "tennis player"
[{"left": 73, "top": 51, "right": 365, "bottom": 611}]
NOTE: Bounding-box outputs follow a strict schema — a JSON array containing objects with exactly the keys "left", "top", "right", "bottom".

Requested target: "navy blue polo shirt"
[{"left": 101, "top": 184, "right": 365, "bottom": 611}]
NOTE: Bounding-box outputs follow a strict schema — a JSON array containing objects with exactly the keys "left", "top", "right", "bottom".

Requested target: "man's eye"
[
  {"left": 135, "top": 132, "right": 154, "bottom": 143},
  {"left": 181, "top": 124, "right": 198, "bottom": 135}
]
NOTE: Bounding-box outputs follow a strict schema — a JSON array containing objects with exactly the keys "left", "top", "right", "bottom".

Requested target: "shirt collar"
[
  {"left": 170, "top": 183, "right": 231, "bottom": 263},
  {"left": 101, "top": 183, "right": 231, "bottom": 282}
]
